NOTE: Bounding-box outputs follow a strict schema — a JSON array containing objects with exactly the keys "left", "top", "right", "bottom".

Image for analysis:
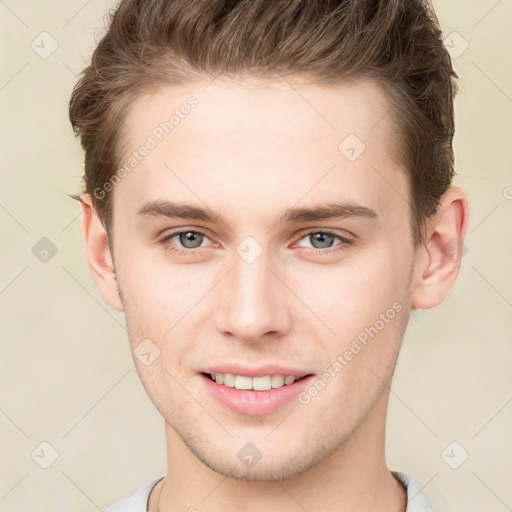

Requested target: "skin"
[{"left": 79, "top": 77, "right": 468, "bottom": 512}]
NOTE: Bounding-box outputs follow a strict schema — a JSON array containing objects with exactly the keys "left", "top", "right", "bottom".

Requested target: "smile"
[
  {"left": 204, "top": 372, "right": 307, "bottom": 391},
  {"left": 199, "top": 372, "right": 316, "bottom": 416}
]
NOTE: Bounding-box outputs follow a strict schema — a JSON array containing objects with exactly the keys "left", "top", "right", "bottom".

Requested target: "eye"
[
  {"left": 294, "top": 230, "right": 353, "bottom": 254},
  {"left": 160, "top": 230, "right": 214, "bottom": 257},
  {"left": 159, "top": 228, "right": 353, "bottom": 257}
]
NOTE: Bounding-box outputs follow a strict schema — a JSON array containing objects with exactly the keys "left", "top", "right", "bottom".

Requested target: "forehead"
[
  {"left": 114, "top": 77, "right": 406, "bottom": 227},
  {"left": 122, "top": 76, "right": 398, "bottom": 155}
]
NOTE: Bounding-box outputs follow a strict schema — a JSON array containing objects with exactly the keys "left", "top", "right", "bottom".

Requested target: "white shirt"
[{"left": 103, "top": 471, "right": 433, "bottom": 511}]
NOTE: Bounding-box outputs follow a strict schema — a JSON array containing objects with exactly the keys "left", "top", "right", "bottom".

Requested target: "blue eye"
[
  {"left": 160, "top": 229, "right": 353, "bottom": 257},
  {"left": 160, "top": 230, "right": 212, "bottom": 256},
  {"left": 296, "top": 231, "right": 347, "bottom": 250},
  {"left": 171, "top": 231, "right": 206, "bottom": 249}
]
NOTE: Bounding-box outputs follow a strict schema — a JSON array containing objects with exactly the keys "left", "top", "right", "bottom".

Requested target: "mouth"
[
  {"left": 201, "top": 372, "right": 312, "bottom": 391},
  {"left": 198, "top": 371, "right": 316, "bottom": 416}
]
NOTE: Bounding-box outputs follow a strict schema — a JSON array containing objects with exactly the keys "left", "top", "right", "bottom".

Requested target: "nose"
[{"left": 214, "top": 248, "right": 292, "bottom": 344}]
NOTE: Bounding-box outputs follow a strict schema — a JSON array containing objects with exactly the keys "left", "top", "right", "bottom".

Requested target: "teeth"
[
  {"left": 253, "top": 376, "right": 272, "bottom": 391},
  {"left": 235, "top": 375, "right": 253, "bottom": 390},
  {"left": 223, "top": 373, "right": 235, "bottom": 387},
  {"left": 271, "top": 375, "right": 284, "bottom": 388},
  {"left": 284, "top": 375, "right": 296, "bottom": 385},
  {"left": 211, "top": 373, "right": 299, "bottom": 390}
]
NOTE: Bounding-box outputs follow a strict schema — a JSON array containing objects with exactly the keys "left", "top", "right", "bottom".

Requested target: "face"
[{"left": 109, "top": 77, "right": 417, "bottom": 480}]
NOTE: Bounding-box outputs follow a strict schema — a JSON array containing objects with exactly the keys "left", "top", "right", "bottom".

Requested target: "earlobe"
[
  {"left": 410, "top": 187, "right": 469, "bottom": 310},
  {"left": 79, "top": 194, "right": 124, "bottom": 312}
]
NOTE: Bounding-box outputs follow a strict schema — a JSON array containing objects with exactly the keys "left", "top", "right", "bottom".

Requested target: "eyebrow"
[{"left": 136, "top": 199, "right": 379, "bottom": 225}]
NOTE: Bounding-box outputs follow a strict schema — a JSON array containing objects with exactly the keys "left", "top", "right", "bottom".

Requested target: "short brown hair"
[{"left": 69, "top": 0, "right": 458, "bottom": 247}]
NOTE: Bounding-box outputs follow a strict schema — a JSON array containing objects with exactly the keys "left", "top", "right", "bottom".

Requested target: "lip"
[
  {"left": 199, "top": 372, "right": 316, "bottom": 416},
  {"left": 201, "top": 364, "right": 311, "bottom": 379}
]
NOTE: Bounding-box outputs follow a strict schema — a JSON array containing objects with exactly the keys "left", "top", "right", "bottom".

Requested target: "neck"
[{"left": 151, "top": 389, "right": 406, "bottom": 512}]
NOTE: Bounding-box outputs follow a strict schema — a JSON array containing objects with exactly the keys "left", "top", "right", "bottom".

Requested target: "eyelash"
[{"left": 159, "top": 229, "right": 353, "bottom": 257}]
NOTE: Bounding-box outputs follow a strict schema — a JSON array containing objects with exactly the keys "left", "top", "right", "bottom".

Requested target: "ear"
[
  {"left": 410, "top": 186, "right": 469, "bottom": 310},
  {"left": 79, "top": 194, "right": 124, "bottom": 312}
]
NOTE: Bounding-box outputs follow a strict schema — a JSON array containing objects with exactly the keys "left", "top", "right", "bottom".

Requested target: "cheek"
[
  {"left": 285, "top": 249, "right": 409, "bottom": 329},
  {"left": 303, "top": 301, "right": 407, "bottom": 416},
  {"left": 118, "top": 252, "right": 201, "bottom": 325},
  {"left": 118, "top": 254, "right": 210, "bottom": 378},
  {"left": 287, "top": 252, "right": 411, "bottom": 399}
]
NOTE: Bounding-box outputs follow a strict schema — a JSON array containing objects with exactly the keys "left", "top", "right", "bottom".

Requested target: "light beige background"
[{"left": 1, "top": 1, "right": 511, "bottom": 511}]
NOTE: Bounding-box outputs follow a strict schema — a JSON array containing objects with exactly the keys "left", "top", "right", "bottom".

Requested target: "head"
[{"left": 70, "top": 0, "right": 468, "bottom": 480}]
